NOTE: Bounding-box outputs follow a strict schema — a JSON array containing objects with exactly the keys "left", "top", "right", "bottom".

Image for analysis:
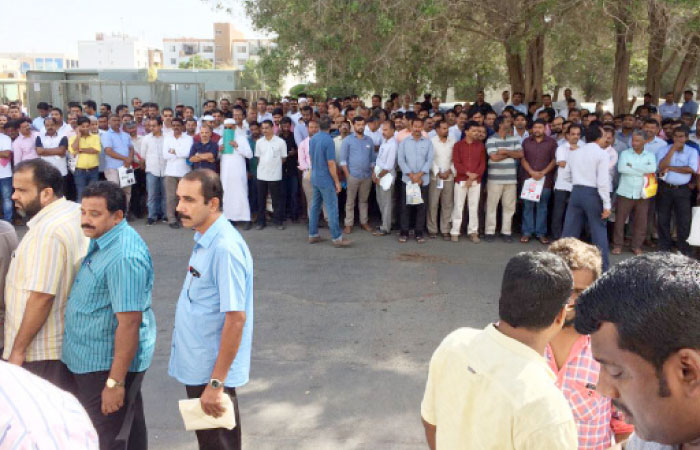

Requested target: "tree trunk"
[
  {"left": 645, "top": 0, "right": 669, "bottom": 100},
  {"left": 612, "top": 1, "right": 635, "bottom": 114},
  {"left": 524, "top": 32, "right": 545, "bottom": 103},
  {"left": 552, "top": 85, "right": 560, "bottom": 102},
  {"left": 672, "top": 33, "right": 700, "bottom": 101},
  {"left": 503, "top": 40, "right": 525, "bottom": 94}
]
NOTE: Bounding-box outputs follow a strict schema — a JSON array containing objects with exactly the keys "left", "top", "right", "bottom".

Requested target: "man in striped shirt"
[
  {"left": 484, "top": 117, "right": 522, "bottom": 242},
  {"left": 4, "top": 159, "right": 88, "bottom": 391},
  {"left": 62, "top": 181, "right": 156, "bottom": 450}
]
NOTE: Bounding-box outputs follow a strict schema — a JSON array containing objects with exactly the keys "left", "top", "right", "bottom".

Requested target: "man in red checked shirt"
[{"left": 547, "top": 238, "right": 633, "bottom": 450}]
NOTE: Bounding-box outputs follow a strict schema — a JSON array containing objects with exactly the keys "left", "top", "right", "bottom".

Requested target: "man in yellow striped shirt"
[{"left": 4, "top": 159, "right": 88, "bottom": 390}]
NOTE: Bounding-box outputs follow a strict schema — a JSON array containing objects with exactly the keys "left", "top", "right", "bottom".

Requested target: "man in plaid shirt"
[{"left": 546, "top": 238, "right": 634, "bottom": 449}]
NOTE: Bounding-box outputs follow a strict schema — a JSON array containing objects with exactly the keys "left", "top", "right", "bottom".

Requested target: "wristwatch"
[
  {"left": 105, "top": 378, "right": 125, "bottom": 389},
  {"left": 209, "top": 378, "right": 223, "bottom": 389}
]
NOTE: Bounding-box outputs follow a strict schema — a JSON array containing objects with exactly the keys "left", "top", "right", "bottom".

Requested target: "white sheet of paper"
[
  {"left": 380, "top": 172, "right": 393, "bottom": 191},
  {"left": 436, "top": 178, "right": 444, "bottom": 189},
  {"left": 178, "top": 395, "right": 236, "bottom": 431}
]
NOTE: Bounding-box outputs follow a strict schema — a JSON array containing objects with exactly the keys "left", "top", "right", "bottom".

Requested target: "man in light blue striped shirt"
[{"left": 63, "top": 181, "right": 156, "bottom": 450}]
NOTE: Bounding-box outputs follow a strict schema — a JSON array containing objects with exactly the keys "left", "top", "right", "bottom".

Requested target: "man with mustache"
[
  {"left": 62, "top": 181, "right": 156, "bottom": 449},
  {"left": 546, "top": 238, "right": 633, "bottom": 449},
  {"left": 575, "top": 254, "right": 700, "bottom": 450},
  {"left": 3, "top": 159, "right": 88, "bottom": 390}
]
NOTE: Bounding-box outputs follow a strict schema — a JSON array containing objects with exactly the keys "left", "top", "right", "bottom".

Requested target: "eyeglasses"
[{"left": 187, "top": 266, "right": 200, "bottom": 302}]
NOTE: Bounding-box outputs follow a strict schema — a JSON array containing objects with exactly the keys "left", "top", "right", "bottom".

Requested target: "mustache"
[
  {"left": 179, "top": 214, "right": 191, "bottom": 220},
  {"left": 612, "top": 399, "right": 632, "bottom": 417},
  {"left": 81, "top": 224, "right": 95, "bottom": 230}
]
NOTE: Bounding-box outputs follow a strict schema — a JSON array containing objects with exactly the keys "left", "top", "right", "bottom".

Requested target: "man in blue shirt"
[
  {"left": 63, "top": 181, "right": 156, "bottom": 450},
  {"left": 656, "top": 126, "right": 698, "bottom": 256},
  {"left": 308, "top": 116, "right": 351, "bottom": 247},
  {"left": 339, "top": 116, "right": 376, "bottom": 233},
  {"left": 681, "top": 89, "right": 698, "bottom": 117},
  {"left": 101, "top": 114, "right": 135, "bottom": 219},
  {"left": 397, "top": 117, "right": 434, "bottom": 243},
  {"left": 169, "top": 169, "right": 254, "bottom": 450},
  {"left": 659, "top": 91, "right": 682, "bottom": 120}
]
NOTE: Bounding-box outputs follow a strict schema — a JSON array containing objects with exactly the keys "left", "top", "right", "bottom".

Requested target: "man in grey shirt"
[{"left": 0, "top": 220, "right": 19, "bottom": 351}]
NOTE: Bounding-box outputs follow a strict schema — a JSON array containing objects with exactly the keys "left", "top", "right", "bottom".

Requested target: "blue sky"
[{"left": 0, "top": 0, "right": 262, "bottom": 54}]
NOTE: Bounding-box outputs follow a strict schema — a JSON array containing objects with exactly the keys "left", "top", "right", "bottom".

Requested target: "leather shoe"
[
  {"left": 361, "top": 223, "right": 373, "bottom": 233},
  {"left": 343, "top": 226, "right": 353, "bottom": 234}
]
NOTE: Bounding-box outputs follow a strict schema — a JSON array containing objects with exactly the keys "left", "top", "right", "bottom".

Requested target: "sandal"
[
  {"left": 537, "top": 236, "right": 550, "bottom": 245},
  {"left": 611, "top": 247, "right": 622, "bottom": 255},
  {"left": 520, "top": 236, "right": 531, "bottom": 243},
  {"left": 398, "top": 235, "right": 408, "bottom": 243},
  {"left": 416, "top": 236, "right": 426, "bottom": 244}
]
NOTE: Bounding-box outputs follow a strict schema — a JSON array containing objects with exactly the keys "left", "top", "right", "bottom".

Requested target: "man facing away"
[
  {"left": 575, "top": 253, "right": 700, "bottom": 450},
  {"left": 421, "top": 251, "right": 578, "bottom": 449},
  {"left": 169, "top": 170, "right": 254, "bottom": 450},
  {"left": 4, "top": 159, "right": 88, "bottom": 390}
]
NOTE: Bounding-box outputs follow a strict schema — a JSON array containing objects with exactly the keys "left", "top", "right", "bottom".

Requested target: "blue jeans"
[
  {"left": 0, "top": 177, "right": 12, "bottom": 221},
  {"left": 74, "top": 168, "right": 100, "bottom": 202},
  {"left": 309, "top": 184, "right": 341, "bottom": 241},
  {"left": 521, "top": 187, "right": 551, "bottom": 237},
  {"left": 146, "top": 173, "right": 167, "bottom": 220}
]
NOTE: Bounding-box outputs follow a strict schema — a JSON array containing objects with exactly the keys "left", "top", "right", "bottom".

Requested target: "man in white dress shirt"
[
  {"left": 219, "top": 114, "right": 253, "bottom": 228},
  {"left": 427, "top": 120, "right": 455, "bottom": 239},
  {"left": 372, "top": 120, "right": 398, "bottom": 236},
  {"left": 163, "top": 118, "right": 193, "bottom": 228},
  {"left": 561, "top": 121, "right": 611, "bottom": 270}
]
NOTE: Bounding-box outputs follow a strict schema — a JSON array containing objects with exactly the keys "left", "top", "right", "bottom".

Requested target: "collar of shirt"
[
  {"left": 486, "top": 324, "right": 554, "bottom": 378},
  {"left": 194, "top": 215, "right": 228, "bottom": 249},
  {"left": 545, "top": 334, "right": 590, "bottom": 380},
  {"left": 26, "top": 197, "right": 68, "bottom": 229},
  {"left": 92, "top": 219, "right": 128, "bottom": 252}
]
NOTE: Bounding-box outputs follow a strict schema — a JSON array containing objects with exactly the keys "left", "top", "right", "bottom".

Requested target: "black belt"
[
  {"left": 75, "top": 167, "right": 98, "bottom": 171},
  {"left": 660, "top": 180, "right": 689, "bottom": 189}
]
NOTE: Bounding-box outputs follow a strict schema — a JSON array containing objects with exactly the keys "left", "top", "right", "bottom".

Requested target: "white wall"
[{"left": 79, "top": 39, "right": 149, "bottom": 69}]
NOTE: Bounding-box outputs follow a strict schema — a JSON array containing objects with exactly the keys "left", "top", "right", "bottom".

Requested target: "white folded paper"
[
  {"left": 178, "top": 395, "right": 236, "bottom": 431},
  {"left": 374, "top": 165, "right": 394, "bottom": 191}
]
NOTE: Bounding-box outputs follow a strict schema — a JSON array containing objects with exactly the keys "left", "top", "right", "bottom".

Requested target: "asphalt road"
[{"left": 128, "top": 219, "right": 628, "bottom": 450}]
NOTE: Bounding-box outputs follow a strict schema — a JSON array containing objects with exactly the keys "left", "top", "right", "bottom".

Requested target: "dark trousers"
[
  {"left": 551, "top": 189, "right": 570, "bottom": 240},
  {"left": 247, "top": 176, "right": 258, "bottom": 217},
  {"left": 129, "top": 168, "right": 148, "bottom": 218},
  {"left": 256, "top": 180, "right": 283, "bottom": 226},
  {"left": 614, "top": 195, "right": 650, "bottom": 249},
  {"left": 562, "top": 185, "right": 610, "bottom": 271},
  {"left": 185, "top": 385, "right": 241, "bottom": 450},
  {"left": 282, "top": 170, "right": 299, "bottom": 220},
  {"left": 399, "top": 183, "right": 429, "bottom": 237},
  {"left": 656, "top": 182, "right": 692, "bottom": 255},
  {"left": 23, "top": 359, "right": 75, "bottom": 392},
  {"left": 72, "top": 371, "right": 147, "bottom": 450}
]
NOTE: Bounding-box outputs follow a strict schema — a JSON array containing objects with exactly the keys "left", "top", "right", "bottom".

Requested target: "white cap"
[
  {"left": 202, "top": 115, "right": 215, "bottom": 121},
  {"left": 298, "top": 98, "right": 309, "bottom": 104},
  {"left": 223, "top": 118, "right": 236, "bottom": 125}
]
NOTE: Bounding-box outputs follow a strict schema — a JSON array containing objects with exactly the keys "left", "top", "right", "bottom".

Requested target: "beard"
[{"left": 16, "top": 196, "right": 41, "bottom": 220}]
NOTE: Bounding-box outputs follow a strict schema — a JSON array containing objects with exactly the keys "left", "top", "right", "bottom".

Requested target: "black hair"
[
  {"left": 261, "top": 119, "right": 274, "bottom": 128},
  {"left": 50, "top": 107, "right": 63, "bottom": 118},
  {"left": 280, "top": 116, "right": 292, "bottom": 125},
  {"left": 171, "top": 117, "right": 184, "bottom": 126},
  {"left": 101, "top": 103, "right": 111, "bottom": 111},
  {"left": 151, "top": 116, "right": 163, "bottom": 126},
  {"left": 493, "top": 117, "right": 506, "bottom": 132},
  {"left": 76, "top": 117, "right": 90, "bottom": 126},
  {"left": 272, "top": 108, "right": 284, "bottom": 116},
  {"left": 585, "top": 120, "right": 604, "bottom": 142},
  {"left": 82, "top": 100, "right": 97, "bottom": 111},
  {"left": 301, "top": 105, "right": 313, "bottom": 114},
  {"left": 499, "top": 252, "right": 573, "bottom": 329},
  {"left": 182, "top": 169, "right": 223, "bottom": 209},
  {"left": 37, "top": 102, "right": 50, "bottom": 110},
  {"left": 575, "top": 253, "right": 700, "bottom": 396},
  {"left": 568, "top": 123, "right": 583, "bottom": 135},
  {"left": 82, "top": 181, "right": 126, "bottom": 213},
  {"left": 352, "top": 116, "right": 365, "bottom": 124},
  {"left": 15, "top": 159, "right": 65, "bottom": 198},
  {"left": 532, "top": 118, "right": 547, "bottom": 127},
  {"left": 115, "top": 104, "right": 128, "bottom": 114},
  {"left": 673, "top": 125, "right": 690, "bottom": 137}
]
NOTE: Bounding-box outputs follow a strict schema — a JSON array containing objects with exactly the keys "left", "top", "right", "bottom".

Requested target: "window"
[
  {"left": 170, "top": 45, "right": 176, "bottom": 52},
  {"left": 215, "top": 30, "right": 222, "bottom": 35},
  {"left": 170, "top": 58, "right": 177, "bottom": 65},
  {"left": 203, "top": 46, "right": 213, "bottom": 53},
  {"left": 236, "top": 45, "right": 247, "bottom": 53}
]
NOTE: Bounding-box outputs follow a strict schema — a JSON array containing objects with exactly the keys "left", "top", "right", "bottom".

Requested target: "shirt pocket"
[
  {"left": 186, "top": 269, "right": 221, "bottom": 313},
  {"left": 568, "top": 380, "right": 603, "bottom": 423}
]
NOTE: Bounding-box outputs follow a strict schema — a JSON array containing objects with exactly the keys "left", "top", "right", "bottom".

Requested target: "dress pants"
[
  {"left": 185, "top": 385, "right": 241, "bottom": 450},
  {"left": 399, "top": 182, "right": 429, "bottom": 237},
  {"left": 485, "top": 182, "right": 517, "bottom": 236},
  {"left": 72, "top": 371, "right": 147, "bottom": 450},
  {"left": 551, "top": 189, "right": 570, "bottom": 240},
  {"left": 656, "top": 182, "right": 692, "bottom": 255},
  {"left": 451, "top": 181, "right": 481, "bottom": 236},
  {"left": 614, "top": 195, "right": 650, "bottom": 250},
  {"left": 344, "top": 175, "right": 372, "bottom": 227},
  {"left": 562, "top": 185, "right": 609, "bottom": 271},
  {"left": 256, "top": 179, "right": 283, "bottom": 226},
  {"left": 427, "top": 177, "right": 454, "bottom": 235},
  {"left": 165, "top": 176, "right": 182, "bottom": 224},
  {"left": 375, "top": 181, "right": 394, "bottom": 233},
  {"left": 23, "top": 359, "right": 75, "bottom": 392}
]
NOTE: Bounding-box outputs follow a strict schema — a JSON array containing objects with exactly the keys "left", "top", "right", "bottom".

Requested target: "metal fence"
[
  {"left": 205, "top": 90, "right": 270, "bottom": 104},
  {"left": 0, "top": 80, "right": 27, "bottom": 106},
  {"left": 23, "top": 80, "right": 206, "bottom": 117}
]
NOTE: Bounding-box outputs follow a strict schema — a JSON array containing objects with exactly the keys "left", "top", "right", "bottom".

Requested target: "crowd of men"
[
  {"left": 1, "top": 87, "right": 698, "bottom": 258},
  {"left": 0, "top": 87, "right": 699, "bottom": 449}
]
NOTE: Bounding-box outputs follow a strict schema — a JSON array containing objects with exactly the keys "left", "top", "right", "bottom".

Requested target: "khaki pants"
[
  {"left": 451, "top": 181, "right": 481, "bottom": 236},
  {"left": 104, "top": 168, "right": 132, "bottom": 212},
  {"left": 427, "top": 177, "right": 454, "bottom": 235},
  {"left": 485, "top": 182, "right": 517, "bottom": 236},
  {"left": 165, "top": 176, "right": 181, "bottom": 223},
  {"left": 375, "top": 180, "right": 394, "bottom": 233},
  {"left": 302, "top": 174, "right": 327, "bottom": 220},
  {"left": 345, "top": 175, "right": 372, "bottom": 227}
]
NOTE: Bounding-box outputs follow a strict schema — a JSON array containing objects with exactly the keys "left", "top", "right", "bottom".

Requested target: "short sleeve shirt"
[
  {"left": 101, "top": 129, "right": 132, "bottom": 170},
  {"left": 169, "top": 215, "right": 254, "bottom": 388},
  {"left": 310, "top": 132, "right": 336, "bottom": 188}
]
